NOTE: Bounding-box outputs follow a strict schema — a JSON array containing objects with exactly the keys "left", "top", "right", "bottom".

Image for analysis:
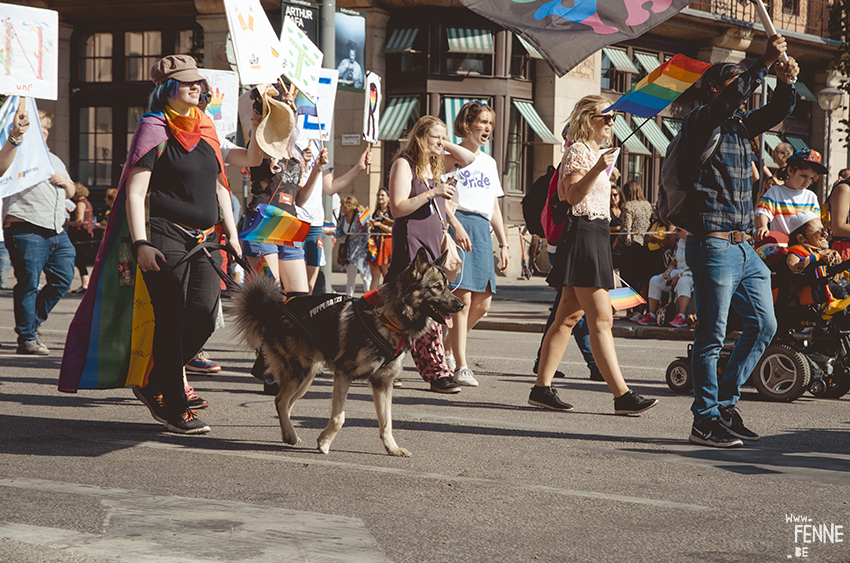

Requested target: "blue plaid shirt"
[{"left": 679, "top": 61, "right": 797, "bottom": 235}]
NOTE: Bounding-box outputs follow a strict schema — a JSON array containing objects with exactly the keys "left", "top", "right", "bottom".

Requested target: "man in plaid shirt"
[{"left": 679, "top": 34, "right": 799, "bottom": 448}]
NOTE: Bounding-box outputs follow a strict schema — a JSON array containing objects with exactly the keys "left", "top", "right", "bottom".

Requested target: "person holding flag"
[
  {"left": 335, "top": 195, "right": 372, "bottom": 296},
  {"left": 679, "top": 35, "right": 799, "bottom": 448}
]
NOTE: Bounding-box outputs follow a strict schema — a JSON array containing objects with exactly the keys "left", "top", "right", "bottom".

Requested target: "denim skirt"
[{"left": 449, "top": 210, "right": 497, "bottom": 293}]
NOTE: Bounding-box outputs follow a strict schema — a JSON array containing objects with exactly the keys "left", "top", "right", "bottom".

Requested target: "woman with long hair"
[
  {"left": 442, "top": 101, "right": 510, "bottom": 387},
  {"left": 66, "top": 182, "right": 95, "bottom": 293},
  {"left": 529, "top": 95, "right": 658, "bottom": 415},
  {"left": 335, "top": 195, "right": 372, "bottom": 295},
  {"left": 387, "top": 115, "right": 475, "bottom": 393},
  {"left": 618, "top": 180, "right": 653, "bottom": 321},
  {"left": 368, "top": 187, "right": 393, "bottom": 290}
]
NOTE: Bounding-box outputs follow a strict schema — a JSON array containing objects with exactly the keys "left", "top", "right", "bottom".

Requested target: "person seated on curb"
[{"left": 636, "top": 228, "right": 692, "bottom": 328}]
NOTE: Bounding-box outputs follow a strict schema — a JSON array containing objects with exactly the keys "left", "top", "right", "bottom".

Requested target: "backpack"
[
  {"left": 657, "top": 125, "right": 721, "bottom": 226},
  {"left": 522, "top": 165, "right": 555, "bottom": 237},
  {"left": 540, "top": 163, "right": 573, "bottom": 244}
]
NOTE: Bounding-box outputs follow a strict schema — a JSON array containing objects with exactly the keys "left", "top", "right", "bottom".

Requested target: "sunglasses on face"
[
  {"left": 202, "top": 92, "right": 212, "bottom": 103},
  {"left": 592, "top": 114, "right": 617, "bottom": 125}
]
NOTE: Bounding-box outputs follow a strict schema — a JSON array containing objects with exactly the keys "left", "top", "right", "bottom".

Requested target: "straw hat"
[{"left": 253, "top": 83, "right": 295, "bottom": 159}]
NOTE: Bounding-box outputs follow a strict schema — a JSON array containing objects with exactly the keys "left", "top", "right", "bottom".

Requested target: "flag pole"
[
  {"left": 749, "top": 0, "right": 796, "bottom": 84},
  {"left": 616, "top": 117, "right": 652, "bottom": 148}
]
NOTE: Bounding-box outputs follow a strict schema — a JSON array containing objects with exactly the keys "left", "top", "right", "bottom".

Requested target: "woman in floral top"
[{"left": 616, "top": 180, "right": 653, "bottom": 315}]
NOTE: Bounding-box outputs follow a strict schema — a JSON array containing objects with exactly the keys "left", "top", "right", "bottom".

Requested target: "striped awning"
[
  {"left": 786, "top": 135, "right": 810, "bottom": 152},
  {"left": 611, "top": 118, "right": 652, "bottom": 155},
  {"left": 662, "top": 119, "right": 682, "bottom": 137},
  {"left": 634, "top": 52, "right": 661, "bottom": 74},
  {"left": 517, "top": 35, "right": 543, "bottom": 60},
  {"left": 764, "top": 76, "right": 817, "bottom": 102},
  {"left": 384, "top": 28, "right": 419, "bottom": 53},
  {"left": 444, "top": 97, "right": 491, "bottom": 154},
  {"left": 762, "top": 150, "right": 778, "bottom": 169},
  {"left": 512, "top": 100, "right": 561, "bottom": 145},
  {"left": 602, "top": 48, "right": 639, "bottom": 73},
  {"left": 763, "top": 131, "right": 783, "bottom": 151},
  {"left": 378, "top": 97, "right": 419, "bottom": 141},
  {"left": 633, "top": 117, "right": 669, "bottom": 154},
  {"left": 447, "top": 28, "right": 494, "bottom": 55}
]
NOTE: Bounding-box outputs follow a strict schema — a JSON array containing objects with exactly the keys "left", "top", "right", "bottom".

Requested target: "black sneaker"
[
  {"left": 528, "top": 385, "right": 574, "bottom": 411},
  {"left": 614, "top": 390, "right": 658, "bottom": 415},
  {"left": 689, "top": 417, "right": 744, "bottom": 448},
  {"left": 133, "top": 385, "right": 167, "bottom": 423},
  {"left": 164, "top": 409, "right": 210, "bottom": 434},
  {"left": 533, "top": 360, "right": 566, "bottom": 379},
  {"left": 719, "top": 405, "right": 759, "bottom": 442},
  {"left": 589, "top": 366, "right": 604, "bottom": 381},
  {"left": 430, "top": 376, "right": 461, "bottom": 394}
]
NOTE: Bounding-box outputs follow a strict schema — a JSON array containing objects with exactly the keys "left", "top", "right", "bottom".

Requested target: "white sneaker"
[
  {"left": 445, "top": 353, "right": 456, "bottom": 372},
  {"left": 454, "top": 366, "right": 479, "bottom": 387}
]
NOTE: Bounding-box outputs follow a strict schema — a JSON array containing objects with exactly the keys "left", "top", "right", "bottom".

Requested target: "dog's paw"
[
  {"left": 317, "top": 441, "right": 330, "bottom": 454},
  {"left": 387, "top": 447, "right": 412, "bottom": 457},
  {"left": 282, "top": 434, "right": 301, "bottom": 446}
]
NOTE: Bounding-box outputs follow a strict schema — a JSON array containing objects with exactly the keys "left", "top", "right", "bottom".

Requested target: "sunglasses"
[
  {"left": 592, "top": 114, "right": 617, "bottom": 125},
  {"left": 202, "top": 92, "right": 212, "bottom": 103},
  {"left": 472, "top": 101, "right": 490, "bottom": 109}
]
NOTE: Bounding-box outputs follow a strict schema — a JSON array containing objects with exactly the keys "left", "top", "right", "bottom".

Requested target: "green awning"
[
  {"left": 384, "top": 28, "right": 419, "bottom": 53},
  {"left": 786, "top": 135, "right": 810, "bottom": 152},
  {"left": 379, "top": 97, "right": 419, "bottom": 141},
  {"left": 447, "top": 28, "right": 494, "bottom": 54},
  {"left": 512, "top": 100, "right": 561, "bottom": 145},
  {"left": 634, "top": 52, "right": 661, "bottom": 74},
  {"left": 517, "top": 36, "right": 542, "bottom": 60},
  {"left": 764, "top": 75, "right": 817, "bottom": 102},
  {"left": 763, "top": 132, "right": 783, "bottom": 151},
  {"left": 612, "top": 118, "right": 651, "bottom": 155},
  {"left": 662, "top": 119, "right": 682, "bottom": 137},
  {"left": 761, "top": 150, "right": 778, "bottom": 169},
  {"left": 444, "top": 97, "right": 491, "bottom": 154},
  {"left": 602, "top": 47, "right": 639, "bottom": 73},
  {"left": 633, "top": 117, "right": 669, "bottom": 154}
]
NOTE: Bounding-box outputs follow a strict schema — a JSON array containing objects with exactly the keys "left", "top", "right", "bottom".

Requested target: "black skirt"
[{"left": 546, "top": 215, "right": 615, "bottom": 289}]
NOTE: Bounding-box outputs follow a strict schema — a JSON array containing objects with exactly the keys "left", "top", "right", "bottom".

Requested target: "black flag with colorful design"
[{"left": 460, "top": 0, "right": 693, "bottom": 77}]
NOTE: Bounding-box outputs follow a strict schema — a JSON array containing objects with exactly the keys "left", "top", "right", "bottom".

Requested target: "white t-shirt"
[
  {"left": 219, "top": 137, "right": 236, "bottom": 164},
  {"left": 755, "top": 184, "right": 820, "bottom": 235},
  {"left": 294, "top": 139, "right": 324, "bottom": 226},
  {"left": 443, "top": 152, "right": 503, "bottom": 220}
]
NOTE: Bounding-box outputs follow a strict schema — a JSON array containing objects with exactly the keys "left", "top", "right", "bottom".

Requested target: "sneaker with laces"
[
  {"left": 629, "top": 311, "right": 644, "bottom": 323},
  {"left": 184, "top": 385, "right": 209, "bottom": 409},
  {"left": 454, "top": 366, "right": 479, "bottom": 387},
  {"left": 16, "top": 338, "right": 49, "bottom": 356},
  {"left": 614, "top": 389, "right": 658, "bottom": 415},
  {"left": 668, "top": 314, "right": 689, "bottom": 329},
  {"left": 186, "top": 351, "right": 221, "bottom": 374},
  {"left": 718, "top": 405, "right": 759, "bottom": 441},
  {"left": 430, "top": 376, "right": 461, "bottom": 393},
  {"left": 528, "top": 385, "right": 574, "bottom": 411},
  {"left": 445, "top": 353, "right": 456, "bottom": 372},
  {"left": 164, "top": 409, "right": 210, "bottom": 434},
  {"left": 133, "top": 385, "right": 167, "bottom": 423},
  {"left": 689, "top": 417, "right": 744, "bottom": 448},
  {"left": 635, "top": 313, "right": 657, "bottom": 326}
]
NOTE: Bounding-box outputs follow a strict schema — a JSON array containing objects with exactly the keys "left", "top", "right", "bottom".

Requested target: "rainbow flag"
[
  {"left": 239, "top": 203, "right": 310, "bottom": 246},
  {"left": 605, "top": 54, "right": 713, "bottom": 118},
  {"left": 358, "top": 207, "right": 371, "bottom": 226},
  {"left": 609, "top": 287, "right": 646, "bottom": 311}
]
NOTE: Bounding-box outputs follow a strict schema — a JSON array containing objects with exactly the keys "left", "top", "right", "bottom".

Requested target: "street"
[{"left": 1, "top": 289, "right": 849, "bottom": 563}]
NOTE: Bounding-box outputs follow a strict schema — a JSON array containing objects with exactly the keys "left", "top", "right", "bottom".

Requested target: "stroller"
[{"left": 665, "top": 232, "right": 850, "bottom": 402}]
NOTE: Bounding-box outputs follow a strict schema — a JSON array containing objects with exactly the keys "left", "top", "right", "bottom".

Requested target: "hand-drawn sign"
[{"left": 0, "top": 4, "right": 59, "bottom": 100}]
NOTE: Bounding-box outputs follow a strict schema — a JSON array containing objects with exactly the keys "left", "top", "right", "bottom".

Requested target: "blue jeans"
[
  {"left": 0, "top": 243, "right": 10, "bottom": 289},
  {"left": 536, "top": 287, "right": 597, "bottom": 370},
  {"left": 685, "top": 236, "right": 776, "bottom": 424},
  {"left": 4, "top": 223, "right": 75, "bottom": 341}
]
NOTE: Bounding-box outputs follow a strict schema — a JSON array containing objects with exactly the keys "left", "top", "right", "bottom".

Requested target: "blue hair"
[{"left": 147, "top": 79, "right": 180, "bottom": 113}]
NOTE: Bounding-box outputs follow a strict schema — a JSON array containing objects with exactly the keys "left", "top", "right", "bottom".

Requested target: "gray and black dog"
[{"left": 233, "top": 247, "right": 464, "bottom": 457}]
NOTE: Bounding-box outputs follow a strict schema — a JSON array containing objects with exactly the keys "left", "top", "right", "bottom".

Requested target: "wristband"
[
  {"left": 7, "top": 134, "right": 22, "bottom": 147},
  {"left": 131, "top": 239, "right": 156, "bottom": 261},
  {"left": 426, "top": 190, "right": 432, "bottom": 202},
  {"left": 499, "top": 243, "right": 509, "bottom": 248}
]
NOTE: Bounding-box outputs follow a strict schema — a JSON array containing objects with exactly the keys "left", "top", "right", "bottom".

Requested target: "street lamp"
[{"left": 818, "top": 86, "right": 843, "bottom": 187}]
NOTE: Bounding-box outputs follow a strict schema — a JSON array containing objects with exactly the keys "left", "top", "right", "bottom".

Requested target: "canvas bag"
[{"left": 433, "top": 199, "right": 462, "bottom": 281}]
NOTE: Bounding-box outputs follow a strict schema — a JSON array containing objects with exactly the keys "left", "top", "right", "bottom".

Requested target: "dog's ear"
[
  {"left": 433, "top": 250, "right": 448, "bottom": 270},
  {"left": 412, "top": 246, "right": 432, "bottom": 274}
]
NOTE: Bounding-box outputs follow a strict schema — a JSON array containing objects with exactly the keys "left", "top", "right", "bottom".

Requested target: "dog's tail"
[{"left": 232, "top": 274, "right": 284, "bottom": 349}]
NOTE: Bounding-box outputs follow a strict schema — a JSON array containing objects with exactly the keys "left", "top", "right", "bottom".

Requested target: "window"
[
  {"left": 78, "top": 107, "right": 113, "bottom": 186},
  {"left": 125, "top": 31, "right": 162, "bottom": 82},
  {"left": 126, "top": 107, "right": 144, "bottom": 150},
  {"left": 80, "top": 33, "right": 113, "bottom": 83},
  {"left": 782, "top": 0, "right": 799, "bottom": 15},
  {"left": 505, "top": 104, "right": 526, "bottom": 193},
  {"left": 445, "top": 28, "right": 494, "bottom": 76},
  {"left": 510, "top": 35, "right": 537, "bottom": 79},
  {"left": 601, "top": 50, "right": 631, "bottom": 93}
]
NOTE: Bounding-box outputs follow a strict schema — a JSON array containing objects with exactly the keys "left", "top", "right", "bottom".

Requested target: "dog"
[{"left": 233, "top": 247, "right": 464, "bottom": 457}]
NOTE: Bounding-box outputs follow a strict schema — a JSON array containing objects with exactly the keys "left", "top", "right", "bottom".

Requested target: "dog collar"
[
  {"left": 362, "top": 290, "right": 405, "bottom": 336},
  {"left": 355, "top": 295, "right": 406, "bottom": 365}
]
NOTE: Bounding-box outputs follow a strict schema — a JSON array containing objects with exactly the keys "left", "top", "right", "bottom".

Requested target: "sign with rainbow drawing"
[
  {"left": 362, "top": 72, "right": 381, "bottom": 144},
  {"left": 0, "top": 4, "right": 58, "bottom": 100},
  {"left": 223, "top": 0, "right": 287, "bottom": 85},
  {"left": 198, "top": 69, "right": 239, "bottom": 141}
]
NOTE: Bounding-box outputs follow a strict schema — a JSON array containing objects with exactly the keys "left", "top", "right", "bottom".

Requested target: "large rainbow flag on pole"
[
  {"left": 239, "top": 203, "right": 310, "bottom": 246},
  {"left": 605, "top": 54, "right": 713, "bottom": 118}
]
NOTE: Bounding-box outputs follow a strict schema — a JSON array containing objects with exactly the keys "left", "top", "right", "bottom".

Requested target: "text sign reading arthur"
[{"left": 0, "top": 3, "right": 59, "bottom": 100}]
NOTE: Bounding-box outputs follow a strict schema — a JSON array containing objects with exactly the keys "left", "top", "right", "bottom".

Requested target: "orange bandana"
[{"left": 163, "top": 105, "right": 202, "bottom": 151}]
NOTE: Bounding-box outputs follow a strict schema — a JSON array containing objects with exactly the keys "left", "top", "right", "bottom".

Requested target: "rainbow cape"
[
  {"left": 59, "top": 112, "right": 227, "bottom": 392},
  {"left": 605, "top": 54, "right": 712, "bottom": 118},
  {"left": 239, "top": 203, "right": 310, "bottom": 246}
]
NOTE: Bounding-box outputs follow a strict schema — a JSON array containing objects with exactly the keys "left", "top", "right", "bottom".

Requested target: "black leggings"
[{"left": 140, "top": 219, "right": 222, "bottom": 419}]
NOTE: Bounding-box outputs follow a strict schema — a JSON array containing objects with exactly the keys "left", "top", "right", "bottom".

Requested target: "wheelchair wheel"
[
  {"left": 810, "top": 361, "right": 850, "bottom": 399},
  {"left": 752, "top": 345, "right": 811, "bottom": 402},
  {"left": 665, "top": 359, "right": 692, "bottom": 394}
]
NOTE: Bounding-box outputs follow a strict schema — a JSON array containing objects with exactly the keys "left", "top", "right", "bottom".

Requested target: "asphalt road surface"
[{"left": 1, "top": 291, "right": 848, "bottom": 562}]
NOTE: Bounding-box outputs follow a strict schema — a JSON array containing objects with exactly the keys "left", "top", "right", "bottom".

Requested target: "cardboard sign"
[
  {"left": 0, "top": 4, "right": 59, "bottom": 100},
  {"left": 0, "top": 96, "right": 54, "bottom": 197},
  {"left": 198, "top": 68, "right": 239, "bottom": 141},
  {"left": 280, "top": 16, "right": 323, "bottom": 103},
  {"left": 294, "top": 68, "right": 338, "bottom": 142},
  {"left": 223, "top": 0, "right": 286, "bottom": 85},
  {"left": 362, "top": 72, "right": 381, "bottom": 144}
]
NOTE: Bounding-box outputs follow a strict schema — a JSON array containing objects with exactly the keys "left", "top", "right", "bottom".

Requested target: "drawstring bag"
[{"left": 433, "top": 199, "right": 462, "bottom": 281}]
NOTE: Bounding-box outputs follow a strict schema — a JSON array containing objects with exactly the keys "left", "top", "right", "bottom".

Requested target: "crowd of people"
[{"left": 1, "top": 32, "right": 843, "bottom": 448}]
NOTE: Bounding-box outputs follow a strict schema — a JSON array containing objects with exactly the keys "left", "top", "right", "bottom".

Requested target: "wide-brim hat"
[
  {"left": 253, "top": 83, "right": 295, "bottom": 160},
  {"left": 787, "top": 148, "right": 828, "bottom": 176},
  {"left": 150, "top": 55, "right": 205, "bottom": 85},
  {"left": 786, "top": 210, "right": 819, "bottom": 234}
]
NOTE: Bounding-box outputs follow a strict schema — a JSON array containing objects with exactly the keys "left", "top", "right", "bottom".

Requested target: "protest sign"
[
  {"left": 0, "top": 96, "right": 54, "bottom": 197},
  {"left": 198, "top": 68, "right": 239, "bottom": 141},
  {"left": 363, "top": 72, "right": 381, "bottom": 144},
  {"left": 0, "top": 4, "right": 59, "bottom": 100},
  {"left": 280, "top": 16, "right": 323, "bottom": 103},
  {"left": 223, "top": 0, "right": 286, "bottom": 85},
  {"left": 294, "top": 68, "right": 338, "bottom": 142}
]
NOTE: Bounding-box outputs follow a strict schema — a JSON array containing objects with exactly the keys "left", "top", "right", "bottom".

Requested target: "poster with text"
[
  {"left": 362, "top": 72, "right": 381, "bottom": 144},
  {"left": 335, "top": 8, "right": 366, "bottom": 91},
  {"left": 0, "top": 96, "right": 54, "bottom": 197},
  {"left": 280, "top": 16, "right": 322, "bottom": 103},
  {"left": 198, "top": 69, "right": 239, "bottom": 142},
  {"left": 294, "top": 68, "right": 338, "bottom": 142},
  {"left": 0, "top": 4, "right": 59, "bottom": 100},
  {"left": 282, "top": 0, "right": 318, "bottom": 47},
  {"left": 223, "top": 0, "right": 286, "bottom": 85}
]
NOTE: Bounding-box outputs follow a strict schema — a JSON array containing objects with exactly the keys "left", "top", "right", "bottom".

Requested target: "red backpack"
[{"left": 540, "top": 163, "right": 566, "bottom": 243}]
